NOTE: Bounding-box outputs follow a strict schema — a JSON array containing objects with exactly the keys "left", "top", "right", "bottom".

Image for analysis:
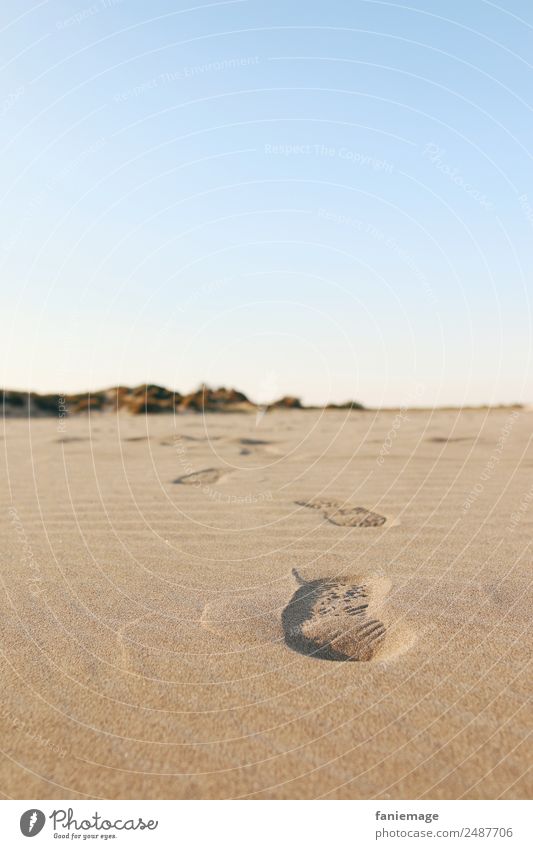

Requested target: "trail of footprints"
[
  {"left": 168, "top": 434, "right": 408, "bottom": 661},
  {"left": 282, "top": 570, "right": 389, "bottom": 661},
  {"left": 173, "top": 435, "right": 280, "bottom": 481}
]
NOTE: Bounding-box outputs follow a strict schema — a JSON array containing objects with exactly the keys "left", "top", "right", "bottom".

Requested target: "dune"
[
  {"left": 1, "top": 385, "right": 360, "bottom": 417},
  {"left": 1, "top": 385, "right": 263, "bottom": 417}
]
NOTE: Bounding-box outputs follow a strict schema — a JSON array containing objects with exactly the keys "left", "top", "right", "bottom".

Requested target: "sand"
[{"left": 0, "top": 408, "right": 531, "bottom": 799}]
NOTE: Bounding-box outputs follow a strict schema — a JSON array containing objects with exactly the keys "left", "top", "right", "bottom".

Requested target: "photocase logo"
[{"left": 20, "top": 809, "right": 45, "bottom": 837}]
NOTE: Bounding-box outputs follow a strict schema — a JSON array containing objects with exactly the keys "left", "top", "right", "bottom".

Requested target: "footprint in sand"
[
  {"left": 160, "top": 434, "right": 222, "bottom": 446},
  {"left": 174, "top": 467, "right": 226, "bottom": 485},
  {"left": 296, "top": 498, "right": 387, "bottom": 527},
  {"left": 201, "top": 568, "right": 413, "bottom": 662},
  {"left": 233, "top": 437, "right": 282, "bottom": 458},
  {"left": 282, "top": 569, "right": 408, "bottom": 662},
  {"left": 428, "top": 436, "right": 472, "bottom": 444}
]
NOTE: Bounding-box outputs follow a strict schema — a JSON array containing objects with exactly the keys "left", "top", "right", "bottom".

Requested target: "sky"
[{"left": 0, "top": 0, "right": 532, "bottom": 407}]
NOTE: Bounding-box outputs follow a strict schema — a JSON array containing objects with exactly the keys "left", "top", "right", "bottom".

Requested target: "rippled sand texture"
[{"left": 0, "top": 408, "right": 530, "bottom": 799}]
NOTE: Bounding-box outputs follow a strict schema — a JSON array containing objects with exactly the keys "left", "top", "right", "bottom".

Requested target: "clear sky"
[{"left": 0, "top": 0, "right": 532, "bottom": 407}]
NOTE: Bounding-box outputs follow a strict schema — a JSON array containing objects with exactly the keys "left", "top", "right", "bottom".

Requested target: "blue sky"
[{"left": 1, "top": 0, "right": 532, "bottom": 406}]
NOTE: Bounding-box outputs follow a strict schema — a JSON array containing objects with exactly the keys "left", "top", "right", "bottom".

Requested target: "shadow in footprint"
[
  {"left": 428, "top": 436, "right": 473, "bottom": 444},
  {"left": 174, "top": 468, "right": 224, "bottom": 485},
  {"left": 160, "top": 434, "right": 222, "bottom": 446},
  {"left": 238, "top": 438, "right": 272, "bottom": 446},
  {"left": 282, "top": 569, "right": 386, "bottom": 661}
]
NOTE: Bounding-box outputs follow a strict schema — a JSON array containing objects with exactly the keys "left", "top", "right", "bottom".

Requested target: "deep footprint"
[
  {"left": 282, "top": 569, "right": 389, "bottom": 661},
  {"left": 296, "top": 498, "right": 386, "bottom": 527}
]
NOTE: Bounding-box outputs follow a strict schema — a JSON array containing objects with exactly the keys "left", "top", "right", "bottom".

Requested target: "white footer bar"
[{"left": 2, "top": 800, "right": 530, "bottom": 848}]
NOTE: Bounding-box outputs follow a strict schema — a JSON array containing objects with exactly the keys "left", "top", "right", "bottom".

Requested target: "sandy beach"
[{"left": 1, "top": 408, "right": 531, "bottom": 799}]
